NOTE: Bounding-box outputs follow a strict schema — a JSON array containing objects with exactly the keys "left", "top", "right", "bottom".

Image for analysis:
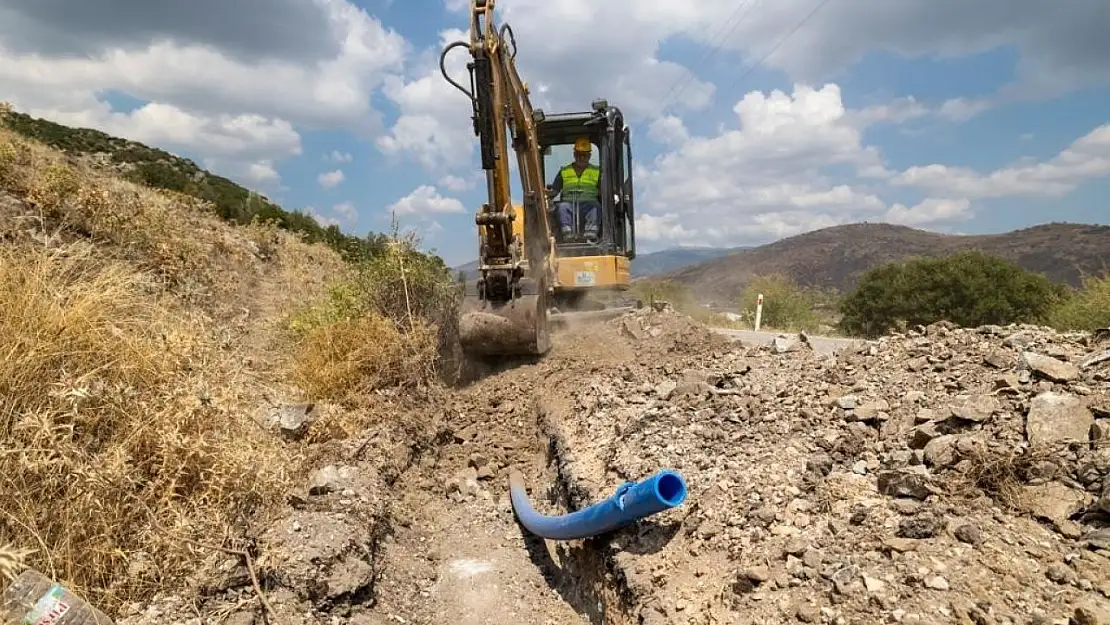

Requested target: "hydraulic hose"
[{"left": 508, "top": 468, "right": 688, "bottom": 541}]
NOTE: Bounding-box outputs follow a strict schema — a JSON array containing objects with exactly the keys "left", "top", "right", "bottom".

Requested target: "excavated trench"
[
  {"left": 364, "top": 386, "right": 643, "bottom": 625},
  {"left": 359, "top": 347, "right": 649, "bottom": 625},
  {"left": 515, "top": 399, "right": 642, "bottom": 625},
  {"left": 116, "top": 315, "right": 715, "bottom": 625}
]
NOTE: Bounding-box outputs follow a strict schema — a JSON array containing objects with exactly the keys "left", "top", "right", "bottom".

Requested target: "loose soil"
[{"left": 118, "top": 309, "right": 1110, "bottom": 625}]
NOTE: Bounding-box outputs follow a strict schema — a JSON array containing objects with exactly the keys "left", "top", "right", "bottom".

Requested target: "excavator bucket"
[{"left": 457, "top": 279, "right": 551, "bottom": 357}]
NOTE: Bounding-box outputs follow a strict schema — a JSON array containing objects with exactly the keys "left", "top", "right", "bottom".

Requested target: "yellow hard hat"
[{"left": 574, "top": 137, "right": 591, "bottom": 152}]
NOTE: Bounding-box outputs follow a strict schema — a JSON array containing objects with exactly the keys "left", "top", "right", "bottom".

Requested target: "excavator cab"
[
  {"left": 536, "top": 99, "right": 637, "bottom": 313},
  {"left": 441, "top": 0, "right": 640, "bottom": 357}
]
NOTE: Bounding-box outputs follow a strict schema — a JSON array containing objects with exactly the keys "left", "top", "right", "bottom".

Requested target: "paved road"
[{"left": 711, "top": 328, "right": 862, "bottom": 355}]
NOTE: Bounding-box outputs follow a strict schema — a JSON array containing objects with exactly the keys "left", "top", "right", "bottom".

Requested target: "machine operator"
[{"left": 549, "top": 137, "right": 600, "bottom": 243}]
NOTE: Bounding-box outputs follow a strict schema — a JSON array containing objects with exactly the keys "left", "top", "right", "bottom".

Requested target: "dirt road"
[{"left": 711, "top": 327, "right": 861, "bottom": 354}]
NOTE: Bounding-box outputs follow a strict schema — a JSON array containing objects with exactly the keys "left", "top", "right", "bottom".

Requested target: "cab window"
[{"left": 543, "top": 141, "right": 599, "bottom": 184}]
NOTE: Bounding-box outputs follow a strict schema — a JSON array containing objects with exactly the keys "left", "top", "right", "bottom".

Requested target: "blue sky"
[{"left": 0, "top": 0, "right": 1107, "bottom": 267}]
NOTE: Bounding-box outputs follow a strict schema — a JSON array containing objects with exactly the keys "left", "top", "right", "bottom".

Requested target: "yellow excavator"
[{"left": 440, "top": 0, "right": 639, "bottom": 358}]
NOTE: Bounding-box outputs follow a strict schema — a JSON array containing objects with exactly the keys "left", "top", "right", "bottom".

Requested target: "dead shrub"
[
  {"left": 293, "top": 313, "right": 439, "bottom": 402},
  {"left": 26, "top": 162, "right": 80, "bottom": 212},
  {"left": 0, "top": 243, "right": 291, "bottom": 612},
  {"left": 950, "top": 444, "right": 1066, "bottom": 508}
]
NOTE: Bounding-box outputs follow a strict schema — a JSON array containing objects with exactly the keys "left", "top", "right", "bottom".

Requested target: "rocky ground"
[
  {"left": 551, "top": 310, "right": 1110, "bottom": 624},
  {"left": 116, "top": 308, "right": 1110, "bottom": 625}
]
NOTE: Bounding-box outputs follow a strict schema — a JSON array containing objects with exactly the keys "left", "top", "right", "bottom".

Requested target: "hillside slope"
[
  {"left": 0, "top": 106, "right": 411, "bottom": 264},
  {"left": 663, "top": 222, "right": 1110, "bottom": 302},
  {"left": 0, "top": 113, "right": 369, "bottom": 611}
]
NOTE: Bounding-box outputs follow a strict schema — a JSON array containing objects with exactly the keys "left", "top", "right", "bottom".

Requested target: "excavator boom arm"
[
  {"left": 441, "top": 0, "right": 552, "bottom": 290},
  {"left": 440, "top": 0, "right": 555, "bottom": 357}
]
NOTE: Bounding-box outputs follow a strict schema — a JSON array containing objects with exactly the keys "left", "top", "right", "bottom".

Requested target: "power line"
[
  {"left": 651, "top": 0, "right": 760, "bottom": 119},
  {"left": 726, "top": 0, "right": 835, "bottom": 94}
]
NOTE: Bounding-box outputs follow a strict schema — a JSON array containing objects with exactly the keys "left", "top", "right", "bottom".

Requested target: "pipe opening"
[{"left": 654, "top": 472, "right": 686, "bottom": 507}]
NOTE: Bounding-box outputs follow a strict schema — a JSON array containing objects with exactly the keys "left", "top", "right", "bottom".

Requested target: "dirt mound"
[
  {"left": 544, "top": 319, "right": 1110, "bottom": 624},
  {"left": 613, "top": 305, "right": 733, "bottom": 358}
]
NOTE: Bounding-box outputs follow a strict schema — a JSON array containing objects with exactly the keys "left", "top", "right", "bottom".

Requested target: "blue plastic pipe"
[{"left": 508, "top": 468, "right": 688, "bottom": 540}]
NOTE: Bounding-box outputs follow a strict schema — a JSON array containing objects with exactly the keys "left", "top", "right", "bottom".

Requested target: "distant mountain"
[
  {"left": 629, "top": 246, "right": 744, "bottom": 277},
  {"left": 452, "top": 246, "right": 743, "bottom": 280},
  {"left": 660, "top": 222, "right": 1110, "bottom": 303},
  {"left": 454, "top": 259, "right": 480, "bottom": 279}
]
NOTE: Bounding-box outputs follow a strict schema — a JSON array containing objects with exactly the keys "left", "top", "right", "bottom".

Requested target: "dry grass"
[
  {"left": 1, "top": 543, "right": 33, "bottom": 582},
  {"left": 0, "top": 243, "right": 294, "bottom": 609},
  {"left": 290, "top": 238, "right": 457, "bottom": 393},
  {"left": 0, "top": 130, "right": 211, "bottom": 289},
  {"left": 950, "top": 444, "right": 1066, "bottom": 508},
  {"left": 285, "top": 236, "right": 458, "bottom": 439},
  {"left": 293, "top": 313, "right": 438, "bottom": 403},
  {"left": 0, "top": 125, "right": 357, "bottom": 613}
]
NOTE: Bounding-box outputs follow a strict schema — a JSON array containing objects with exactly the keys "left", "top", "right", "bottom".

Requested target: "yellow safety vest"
[{"left": 559, "top": 164, "right": 600, "bottom": 202}]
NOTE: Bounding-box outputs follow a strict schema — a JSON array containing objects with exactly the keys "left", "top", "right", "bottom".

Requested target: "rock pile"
[{"left": 554, "top": 316, "right": 1110, "bottom": 624}]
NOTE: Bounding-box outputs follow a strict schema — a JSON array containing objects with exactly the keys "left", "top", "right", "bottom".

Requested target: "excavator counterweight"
[{"left": 442, "top": 0, "right": 638, "bottom": 358}]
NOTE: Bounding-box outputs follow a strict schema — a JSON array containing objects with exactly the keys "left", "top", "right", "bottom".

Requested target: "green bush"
[
  {"left": 1047, "top": 272, "right": 1110, "bottom": 331},
  {"left": 628, "top": 279, "right": 697, "bottom": 313},
  {"left": 291, "top": 232, "right": 461, "bottom": 390},
  {"left": 738, "top": 273, "right": 824, "bottom": 331},
  {"left": 838, "top": 251, "right": 1066, "bottom": 338},
  {"left": 293, "top": 235, "right": 456, "bottom": 332}
]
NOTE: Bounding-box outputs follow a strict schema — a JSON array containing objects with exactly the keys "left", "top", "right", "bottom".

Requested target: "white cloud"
[
  {"left": 438, "top": 174, "right": 473, "bottom": 192},
  {"left": 630, "top": 82, "right": 1003, "bottom": 249},
  {"left": 937, "top": 97, "right": 994, "bottom": 122},
  {"left": 0, "top": 0, "right": 405, "bottom": 188},
  {"left": 640, "top": 84, "right": 883, "bottom": 213},
  {"left": 0, "top": 3, "right": 406, "bottom": 128},
  {"left": 386, "top": 185, "right": 467, "bottom": 217},
  {"left": 495, "top": 0, "right": 715, "bottom": 120},
  {"left": 884, "top": 198, "right": 973, "bottom": 226},
  {"left": 318, "top": 169, "right": 346, "bottom": 189},
  {"left": 307, "top": 200, "right": 358, "bottom": 227},
  {"left": 632, "top": 0, "right": 1110, "bottom": 103},
  {"left": 27, "top": 100, "right": 303, "bottom": 162},
  {"left": 326, "top": 150, "right": 353, "bottom": 163},
  {"left": 630, "top": 78, "right": 1110, "bottom": 250},
  {"left": 635, "top": 213, "right": 699, "bottom": 244},
  {"left": 377, "top": 28, "right": 476, "bottom": 172},
  {"left": 13, "top": 97, "right": 302, "bottom": 187},
  {"left": 306, "top": 205, "right": 340, "bottom": 227},
  {"left": 847, "top": 96, "right": 931, "bottom": 128},
  {"left": 332, "top": 201, "right": 358, "bottom": 223},
  {"left": 439, "top": 0, "right": 1108, "bottom": 130},
  {"left": 647, "top": 116, "right": 689, "bottom": 147},
  {"left": 889, "top": 124, "right": 1110, "bottom": 198},
  {"left": 245, "top": 162, "right": 281, "bottom": 185}
]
